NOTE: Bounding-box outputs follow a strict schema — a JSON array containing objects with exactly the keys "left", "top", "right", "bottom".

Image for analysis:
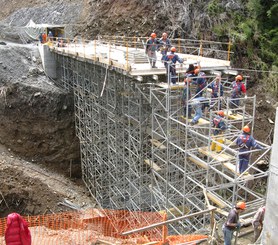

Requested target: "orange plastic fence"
[{"left": 0, "top": 209, "right": 208, "bottom": 245}]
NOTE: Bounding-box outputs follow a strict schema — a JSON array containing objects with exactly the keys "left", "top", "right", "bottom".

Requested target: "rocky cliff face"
[
  {"left": 0, "top": 0, "right": 241, "bottom": 39},
  {"left": 0, "top": 43, "right": 80, "bottom": 173}
]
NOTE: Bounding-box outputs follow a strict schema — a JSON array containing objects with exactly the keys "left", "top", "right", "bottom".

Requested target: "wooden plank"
[
  {"left": 225, "top": 139, "right": 236, "bottom": 146},
  {"left": 207, "top": 192, "right": 227, "bottom": 208},
  {"left": 223, "top": 110, "right": 244, "bottom": 120},
  {"left": 156, "top": 82, "right": 184, "bottom": 90},
  {"left": 144, "top": 159, "right": 161, "bottom": 171},
  {"left": 158, "top": 205, "right": 189, "bottom": 217},
  {"left": 180, "top": 116, "right": 210, "bottom": 125},
  {"left": 188, "top": 156, "right": 208, "bottom": 169},
  {"left": 223, "top": 162, "right": 254, "bottom": 180},
  {"left": 216, "top": 208, "right": 229, "bottom": 217},
  {"left": 150, "top": 139, "right": 166, "bottom": 150},
  {"left": 198, "top": 147, "right": 234, "bottom": 162}
]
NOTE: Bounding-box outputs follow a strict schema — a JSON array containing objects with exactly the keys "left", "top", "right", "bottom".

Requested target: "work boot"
[{"left": 152, "top": 62, "right": 157, "bottom": 68}]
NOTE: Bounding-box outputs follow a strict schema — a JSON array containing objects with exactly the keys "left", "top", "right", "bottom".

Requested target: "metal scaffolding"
[{"left": 53, "top": 38, "right": 271, "bottom": 235}]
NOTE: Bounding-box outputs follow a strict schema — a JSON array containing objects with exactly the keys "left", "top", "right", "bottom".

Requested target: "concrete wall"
[
  {"left": 39, "top": 44, "right": 57, "bottom": 79},
  {"left": 261, "top": 108, "right": 278, "bottom": 245}
]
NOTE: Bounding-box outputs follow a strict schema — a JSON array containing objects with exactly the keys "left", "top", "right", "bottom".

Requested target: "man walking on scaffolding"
[{"left": 236, "top": 125, "right": 263, "bottom": 174}]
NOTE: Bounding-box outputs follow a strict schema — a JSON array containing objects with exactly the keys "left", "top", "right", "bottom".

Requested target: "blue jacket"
[
  {"left": 236, "top": 132, "right": 263, "bottom": 153},
  {"left": 192, "top": 72, "right": 207, "bottom": 89},
  {"left": 164, "top": 52, "right": 183, "bottom": 64},
  {"left": 146, "top": 38, "right": 161, "bottom": 52},
  {"left": 212, "top": 115, "right": 227, "bottom": 135},
  {"left": 231, "top": 81, "right": 246, "bottom": 98},
  {"left": 208, "top": 81, "right": 223, "bottom": 98}
]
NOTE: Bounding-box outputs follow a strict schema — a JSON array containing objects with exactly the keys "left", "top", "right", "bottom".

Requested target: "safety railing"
[
  {"left": 42, "top": 35, "right": 232, "bottom": 67},
  {"left": 0, "top": 208, "right": 214, "bottom": 245}
]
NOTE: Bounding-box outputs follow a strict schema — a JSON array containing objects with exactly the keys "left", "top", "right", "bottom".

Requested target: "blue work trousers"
[
  {"left": 239, "top": 153, "right": 250, "bottom": 173},
  {"left": 230, "top": 97, "right": 240, "bottom": 109},
  {"left": 222, "top": 226, "right": 235, "bottom": 245},
  {"left": 192, "top": 106, "right": 202, "bottom": 124}
]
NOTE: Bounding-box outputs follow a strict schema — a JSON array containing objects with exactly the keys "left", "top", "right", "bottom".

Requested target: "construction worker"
[
  {"left": 159, "top": 32, "right": 171, "bottom": 60},
  {"left": 39, "top": 33, "right": 43, "bottom": 43},
  {"left": 192, "top": 68, "right": 207, "bottom": 97},
  {"left": 208, "top": 75, "right": 224, "bottom": 109},
  {"left": 5, "top": 213, "right": 31, "bottom": 245},
  {"left": 211, "top": 111, "right": 227, "bottom": 153},
  {"left": 252, "top": 206, "right": 265, "bottom": 242},
  {"left": 48, "top": 31, "right": 54, "bottom": 42},
  {"left": 182, "top": 76, "right": 192, "bottom": 118},
  {"left": 164, "top": 47, "right": 183, "bottom": 84},
  {"left": 236, "top": 125, "right": 263, "bottom": 174},
  {"left": 230, "top": 75, "right": 246, "bottom": 113},
  {"left": 42, "top": 32, "right": 47, "bottom": 43},
  {"left": 145, "top": 33, "right": 161, "bottom": 68},
  {"left": 223, "top": 201, "right": 246, "bottom": 245}
]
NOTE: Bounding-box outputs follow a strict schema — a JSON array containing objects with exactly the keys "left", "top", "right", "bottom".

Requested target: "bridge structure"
[{"left": 40, "top": 36, "right": 271, "bottom": 235}]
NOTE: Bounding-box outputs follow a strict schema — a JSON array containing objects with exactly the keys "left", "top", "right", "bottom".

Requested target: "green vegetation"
[{"left": 209, "top": 0, "right": 278, "bottom": 95}]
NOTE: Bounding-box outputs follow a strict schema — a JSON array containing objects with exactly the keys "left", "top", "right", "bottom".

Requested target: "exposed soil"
[
  {"left": 0, "top": 144, "right": 94, "bottom": 218},
  {"left": 0, "top": 1, "right": 276, "bottom": 244}
]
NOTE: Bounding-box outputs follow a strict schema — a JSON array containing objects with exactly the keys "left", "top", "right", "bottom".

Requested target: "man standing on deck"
[{"left": 145, "top": 33, "right": 161, "bottom": 68}]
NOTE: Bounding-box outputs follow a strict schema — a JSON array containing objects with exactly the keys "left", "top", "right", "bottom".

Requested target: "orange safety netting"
[{"left": 0, "top": 209, "right": 208, "bottom": 245}]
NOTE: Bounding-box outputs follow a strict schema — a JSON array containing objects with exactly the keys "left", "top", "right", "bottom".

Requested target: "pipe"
[{"left": 122, "top": 207, "right": 216, "bottom": 236}]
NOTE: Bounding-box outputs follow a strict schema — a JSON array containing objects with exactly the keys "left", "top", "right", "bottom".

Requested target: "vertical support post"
[
  {"left": 227, "top": 40, "right": 232, "bottom": 61},
  {"left": 94, "top": 39, "right": 97, "bottom": 61},
  {"left": 178, "top": 38, "right": 181, "bottom": 53},
  {"left": 82, "top": 36, "right": 85, "bottom": 58},
  {"left": 126, "top": 42, "right": 129, "bottom": 71},
  {"left": 108, "top": 41, "right": 111, "bottom": 65}
]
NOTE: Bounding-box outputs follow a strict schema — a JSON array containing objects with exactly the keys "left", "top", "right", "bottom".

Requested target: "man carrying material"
[
  {"left": 236, "top": 125, "right": 263, "bottom": 174},
  {"left": 145, "top": 32, "right": 161, "bottom": 68},
  {"left": 211, "top": 111, "right": 227, "bottom": 153},
  {"left": 222, "top": 201, "right": 246, "bottom": 245}
]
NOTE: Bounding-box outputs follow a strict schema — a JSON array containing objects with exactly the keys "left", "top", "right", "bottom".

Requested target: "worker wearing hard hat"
[
  {"left": 211, "top": 111, "right": 227, "bottom": 153},
  {"left": 223, "top": 201, "right": 246, "bottom": 245},
  {"left": 163, "top": 47, "right": 184, "bottom": 84},
  {"left": 192, "top": 68, "right": 207, "bottom": 97},
  {"left": 145, "top": 32, "right": 161, "bottom": 68},
  {"left": 236, "top": 125, "right": 264, "bottom": 174},
  {"left": 230, "top": 75, "right": 246, "bottom": 114},
  {"left": 159, "top": 32, "right": 171, "bottom": 60}
]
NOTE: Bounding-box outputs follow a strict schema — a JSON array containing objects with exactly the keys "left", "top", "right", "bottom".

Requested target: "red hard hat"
[
  {"left": 242, "top": 125, "right": 250, "bottom": 133},
  {"left": 151, "top": 33, "right": 157, "bottom": 38},
  {"left": 236, "top": 75, "right": 243, "bottom": 81},
  {"left": 171, "top": 47, "right": 176, "bottom": 52},
  {"left": 236, "top": 201, "right": 246, "bottom": 210},
  {"left": 217, "top": 111, "right": 224, "bottom": 117}
]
